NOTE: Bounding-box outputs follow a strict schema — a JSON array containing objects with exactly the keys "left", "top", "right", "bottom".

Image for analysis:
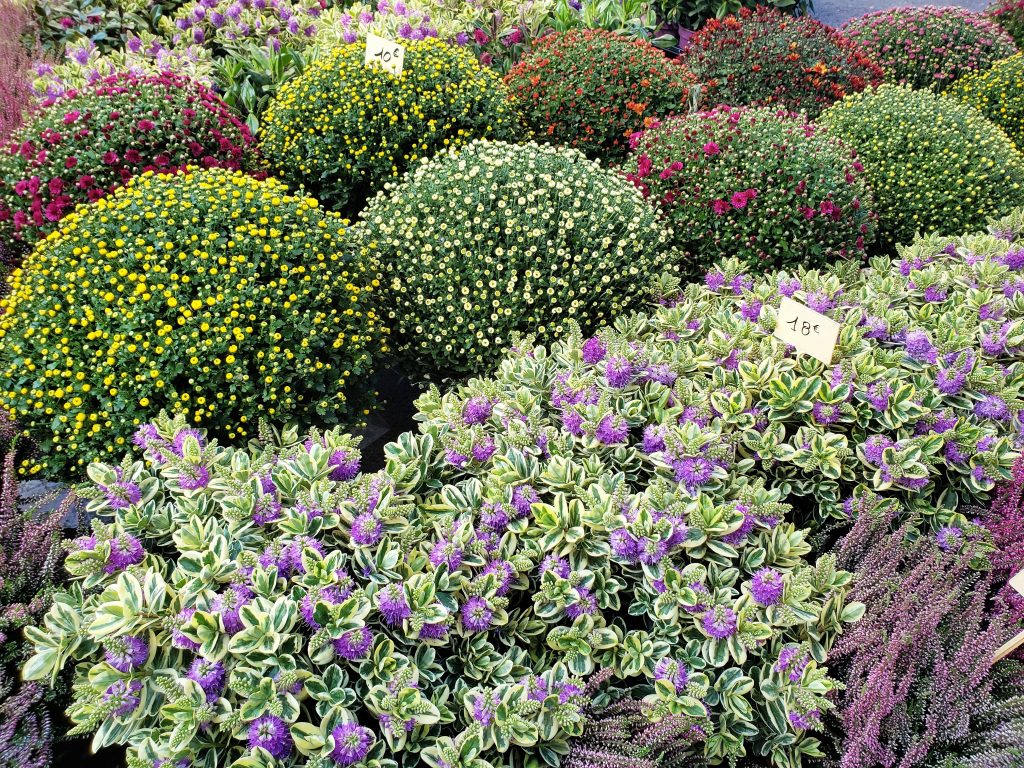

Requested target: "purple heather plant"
[{"left": 830, "top": 489, "right": 1017, "bottom": 768}]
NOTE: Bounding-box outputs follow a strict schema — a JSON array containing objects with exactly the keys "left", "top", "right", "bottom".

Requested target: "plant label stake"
[
  {"left": 773, "top": 296, "right": 840, "bottom": 365},
  {"left": 993, "top": 570, "right": 1024, "bottom": 662},
  {"left": 365, "top": 33, "right": 405, "bottom": 77}
]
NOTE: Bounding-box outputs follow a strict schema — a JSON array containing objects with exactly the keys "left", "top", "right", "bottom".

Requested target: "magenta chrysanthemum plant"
[
  {"left": 622, "top": 106, "right": 877, "bottom": 274},
  {"left": 842, "top": 5, "right": 1018, "bottom": 91}
]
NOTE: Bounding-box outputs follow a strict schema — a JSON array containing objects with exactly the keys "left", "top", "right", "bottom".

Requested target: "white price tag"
[
  {"left": 773, "top": 296, "right": 840, "bottom": 365},
  {"left": 365, "top": 32, "right": 405, "bottom": 76},
  {"left": 1010, "top": 570, "right": 1024, "bottom": 597}
]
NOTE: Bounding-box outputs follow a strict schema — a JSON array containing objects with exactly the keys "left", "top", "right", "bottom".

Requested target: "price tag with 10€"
[
  {"left": 365, "top": 32, "right": 405, "bottom": 76},
  {"left": 773, "top": 296, "right": 840, "bottom": 365}
]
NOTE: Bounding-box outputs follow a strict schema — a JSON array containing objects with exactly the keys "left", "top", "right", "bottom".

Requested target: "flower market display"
[
  {"left": 841, "top": 5, "right": 1018, "bottom": 91},
  {"left": 258, "top": 38, "right": 522, "bottom": 214},
  {"left": 504, "top": 29, "right": 697, "bottom": 160},
  {"left": 621, "top": 106, "right": 877, "bottom": 273},
  {"left": 679, "top": 7, "right": 884, "bottom": 120},
  {"left": 355, "top": 139, "right": 672, "bottom": 375},
  {"left": 6, "top": 1, "right": 1024, "bottom": 767},
  {"left": 818, "top": 84, "right": 1024, "bottom": 246},
  {"left": 0, "top": 167, "right": 385, "bottom": 480},
  {"left": 0, "top": 71, "right": 252, "bottom": 247}
]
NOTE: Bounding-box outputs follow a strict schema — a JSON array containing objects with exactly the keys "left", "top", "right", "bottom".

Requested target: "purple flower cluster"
[
  {"left": 702, "top": 606, "right": 738, "bottom": 639},
  {"left": 330, "top": 722, "right": 374, "bottom": 765},
  {"left": 333, "top": 627, "right": 374, "bottom": 660},
  {"left": 103, "top": 679, "right": 142, "bottom": 717},
  {"left": 104, "top": 635, "right": 149, "bottom": 672},
  {"left": 211, "top": 583, "right": 254, "bottom": 634},
  {"left": 248, "top": 714, "right": 293, "bottom": 760},
  {"left": 187, "top": 657, "right": 226, "bottom": 702}
]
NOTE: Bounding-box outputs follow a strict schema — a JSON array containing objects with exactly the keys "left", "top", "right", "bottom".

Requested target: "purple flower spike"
[
  {"left": 187, "top": 657, "right": 226, "bottom": 702},
  {"left": 654, "top": 657, "right": 689, "bottom": 693},
  {"left": 104, "top": 679, "right": 142, "bottom": 717},
  {"left": 330, "top": 722, "right": 374, "bottom": 766},
  {"left": 461, "top": 596, "right": 494, "bottom": 632},
  {"left": 702, "top": 606, "right": 738, "bottom": 639},
  {"left": 248, "top": 714, "right": 293, "bottom": 760},
  {"left": 334, "top": 627, "right": 374, "bottom": 660},
  {"left": 376, "top": 583, "right": 410, "bottom": 626},
  {"left": 750, "top": 568, "right": 784, "bottom": 606},
  {"left": 104, "top": 635, "right": 149, "bottom": 672}
]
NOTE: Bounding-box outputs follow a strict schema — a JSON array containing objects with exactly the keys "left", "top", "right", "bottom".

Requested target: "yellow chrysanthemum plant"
[
  {"left": 0, "top": 167, "right": 388, "bottom": 479},
  {"left": 258, "top": 37, "right": 524, "bottom": 216},
  {"left": 947, "top": 53, "right": 1024, "bottom": 150}
]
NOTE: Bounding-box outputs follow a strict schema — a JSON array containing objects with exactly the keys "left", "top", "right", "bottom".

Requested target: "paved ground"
[{"left": 812, "top": 0, "right": 988, "bottom": 27}]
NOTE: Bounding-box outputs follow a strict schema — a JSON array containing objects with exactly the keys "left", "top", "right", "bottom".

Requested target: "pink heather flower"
[
  {"left": 702, "top": 141, "right": 720, "bottom": 156},
  {"left": 702, "top": 606, "right": 738, "bottom": 639},
  {"left": 461, "top": 596, "right": 494, "bottom": 632},
  {"left": 136, "top": 119, "right": 155, "bottom": 132},
  {"left": 711, "top": 198, "right": 729, "bottom": 216},
  {"left": 248, "top": 715, "right": 292, "bottom": 760},
  {"left": 750, "top": 568, "right": 784, "bottom": 606},
  {"left": 330, "top": 722, "right": 374, "bottom": 765}
]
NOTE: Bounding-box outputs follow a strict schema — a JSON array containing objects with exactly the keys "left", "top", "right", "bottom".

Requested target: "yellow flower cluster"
[
  {"left": 0, "top": 168, "right": 386, "bottom": 479},
  {"left": 258, "top": 37, "right": 523, "bottom": 213},
  {"left": 819, "top": 84, "right": 1024, "bottom": 246},
  {"left": 947, "top": 53, "right": 1024, "bottom": 149}
]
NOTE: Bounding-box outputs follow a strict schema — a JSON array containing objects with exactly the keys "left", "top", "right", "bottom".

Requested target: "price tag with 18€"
[
  {"left": 773, "top": 296, "right": 840, "bottom": 365},
  {"left": 365, "top": 32, "right": 405, "bottom": 76}
]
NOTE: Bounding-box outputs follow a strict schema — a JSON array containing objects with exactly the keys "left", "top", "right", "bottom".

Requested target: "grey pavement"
[{"left": 811, "top": 0, "right": 989, "bottom": 28}]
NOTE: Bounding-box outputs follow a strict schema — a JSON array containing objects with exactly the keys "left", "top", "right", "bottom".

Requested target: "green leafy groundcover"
[{"left": 24, "top": 210, "right": 1024, "bottom": 768}]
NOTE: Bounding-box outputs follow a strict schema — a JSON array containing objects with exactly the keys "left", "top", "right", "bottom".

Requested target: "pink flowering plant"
[
  {"left": 841, "top": 6, "right": 1018, "bottom": 92},
  {"left": 0, "top": 71, "right": 252, "bottom": 248},
  {"left": 988, "top": 0, "right": 1024, "bottom": 46},
  {"left": 22, "top": 378, "right": 859, "bottom": 768},
  {"left": 622, "top": 107, "right": 877, "bottom": 275}
]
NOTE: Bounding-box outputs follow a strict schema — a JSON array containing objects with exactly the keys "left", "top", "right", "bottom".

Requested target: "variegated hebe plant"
[{"left": 24, "top": 209, "right": 1024, "bottom": 768}]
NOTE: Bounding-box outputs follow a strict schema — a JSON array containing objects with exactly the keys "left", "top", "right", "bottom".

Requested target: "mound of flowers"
[
  {"left": 988, "top": 0, "right": 1024, "bottom": 46},
  {"left": 0, "top": 71, "right": 252, "bottom": 246},
  {"left": 0, "top": 168, "right": 386, "bottom": 480},
  {"left": 819, "top": 84, "right": 1024, "bottom": 246},
  {"left": 622, "top": 106, "right": 877, "bottom": 274},
  {"left": 259, "top": 38, "right": 522, "bottom": 214},
  {"left": 504, "top": 29, "right": 698, "bottom": 160},
  {"left": 355, "top": 139, "right": 672, "bottom": 375},
  {"left": 679, "top": 7, "right": 883, "bottom": 120},
  {"left": 841, "top": 6, "right": 1018, "bottom": 91},
  {"left": 947, "top": 52, "right": 1024, "bottom": 149},
  {"left": 24, "top": 394, "right": 860, "bottom": 768}
]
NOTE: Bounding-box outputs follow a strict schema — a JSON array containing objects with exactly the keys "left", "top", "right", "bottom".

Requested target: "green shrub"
[
  {"left": 842, "top": 6, "right": 1018, "bottom": 92},
  {"left": 946, "top": 52, "right": 1024, "bottom": 149},
  {"left": 504, "top": 29, "right": 697, "bottom": 161},
  {"left": 259, "top": 38, "right": 522, "bottom": 214},
  {"left": 0, "top": 168, "right": 386, "bottom": 480},
  {"left": 356, "top": 139, "right": 673, "bottom": 375},
  {"left": 818, "top": 84, "right": 1024, "bottom": 246},
  {"left": 622, "top": 106, "right": 877, "bottom": 273}
]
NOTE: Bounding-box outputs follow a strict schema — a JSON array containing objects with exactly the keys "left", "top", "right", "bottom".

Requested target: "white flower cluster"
[{"left": 356, "top": 140, "right": 674, "bottom": 374}]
